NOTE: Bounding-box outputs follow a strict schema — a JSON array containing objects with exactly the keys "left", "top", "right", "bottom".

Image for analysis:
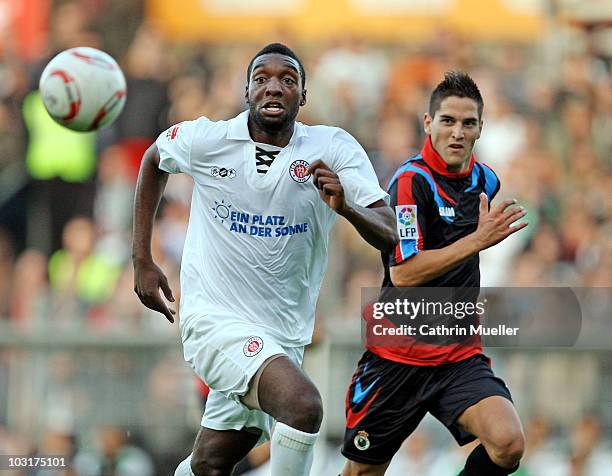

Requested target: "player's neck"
[
  {"left": 248, "top": 117, "right": 294, "bottom": 148},
  {"left": 446, "top": 158, "right": 472, "bottom": 173},
  {"left": 421, "top": 136, "right": 475, "bottom": 178}
]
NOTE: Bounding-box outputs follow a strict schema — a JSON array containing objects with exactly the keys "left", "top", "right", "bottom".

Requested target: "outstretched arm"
[
  {"left": 132, "top": 143, "right": 176, "bottom": 322},
  {"left": 390, "top": 194, "right": 528, "bottom": 287},
  {"left": 308, "top": 160, "right": 398, "bottom": 252}
]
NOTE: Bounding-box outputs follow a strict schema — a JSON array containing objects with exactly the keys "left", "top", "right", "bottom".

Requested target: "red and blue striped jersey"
[{"left": 368, "top": 136, "right": 500, "bottom": 365}]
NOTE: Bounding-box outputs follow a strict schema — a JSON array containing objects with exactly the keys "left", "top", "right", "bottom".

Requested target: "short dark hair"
[
  {"left": 246, "top": 43, "right": 306, "bottom": 88},
  {"left": 429, "top": 71, "right": 483, "bottom": 118}
]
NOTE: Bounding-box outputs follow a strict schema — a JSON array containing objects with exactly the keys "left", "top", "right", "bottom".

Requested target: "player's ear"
[
  {"left": 300, "top": 89, "right": 307, "bottom": 107},
  {"left": 245, "top": 85, "right": 249, "bottom": 104},
  {"left": 423, "top": 112, "right": 432, "bottom": 135}
]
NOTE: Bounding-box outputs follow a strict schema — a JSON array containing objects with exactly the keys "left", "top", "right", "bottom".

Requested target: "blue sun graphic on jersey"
[{"left": 212, "top": 199, "right": 232, "bottom": 224}]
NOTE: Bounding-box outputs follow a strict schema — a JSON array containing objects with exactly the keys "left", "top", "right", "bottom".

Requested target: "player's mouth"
[
  {"left": 448, "top": 143, "right": 464, "bottom": 151},
  {"left": 261, "top": 102, "right": 285, "bottom": 117}
]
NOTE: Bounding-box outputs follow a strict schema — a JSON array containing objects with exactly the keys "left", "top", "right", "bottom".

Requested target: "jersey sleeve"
[
  {"left": 156, "top": 121, "right": 196, "bottom": 175},
  {"left": 329, "top": 128, "right": 388, "bottom": 207},
  {"left": 388, "top": 173, "right": 430, "bottom": 267}
]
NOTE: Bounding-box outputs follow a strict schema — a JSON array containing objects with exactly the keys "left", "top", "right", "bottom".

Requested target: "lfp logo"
[
  {"left": 397, "top": 206, "right": 416, "bottom": 226},
  {"left": 395, "top": 205, "right": 419, "bottom": 240}
]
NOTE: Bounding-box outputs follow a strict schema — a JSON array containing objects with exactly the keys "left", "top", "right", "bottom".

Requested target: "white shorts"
[{"left": 181, "top": 315, "right": 304, "bottom": 442}]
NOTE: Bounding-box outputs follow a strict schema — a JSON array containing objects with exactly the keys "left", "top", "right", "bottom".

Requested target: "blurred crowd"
[{"left": 0, "top": 0, "right": 610, "bottom": 474}]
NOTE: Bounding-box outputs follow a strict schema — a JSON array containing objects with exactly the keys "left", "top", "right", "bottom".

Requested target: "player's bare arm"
[
  {"left": 308, "top": 159, "right": 398, "bottom": 252},
  {"left": 132, "top": 143, "right": 176, "bottom": 323},
  {"left": 391, "top": 193, "right": 527, "bottom": 287}
]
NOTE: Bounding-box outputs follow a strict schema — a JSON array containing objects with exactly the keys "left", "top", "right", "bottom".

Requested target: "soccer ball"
[{"left": 39, "top": 47, "right": 127, "bottom": 132}]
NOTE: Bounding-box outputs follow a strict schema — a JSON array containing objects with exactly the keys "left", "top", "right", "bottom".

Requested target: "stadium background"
[{"left": 0, "top": 0, "right": 610, "bottom": 474}]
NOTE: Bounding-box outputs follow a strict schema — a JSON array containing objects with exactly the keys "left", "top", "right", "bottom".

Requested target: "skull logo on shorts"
[{"left": 243, "top": 336, "right": 264, "bottom": 357}]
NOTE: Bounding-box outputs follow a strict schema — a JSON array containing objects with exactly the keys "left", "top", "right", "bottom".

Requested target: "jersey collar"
[
  {"left": 226, "top": 110, "right": 308, "bottom": 144},
  {"left": 420, "top": 136, "right": 475, "bottom": 179}
]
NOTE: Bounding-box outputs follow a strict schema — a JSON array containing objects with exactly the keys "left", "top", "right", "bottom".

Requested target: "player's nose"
[
  {"left": 265, "top": 77, "right": 283, "bottom": 96},
  {"left": 451, "top": 124, "right": 464, "bottom": 139}
]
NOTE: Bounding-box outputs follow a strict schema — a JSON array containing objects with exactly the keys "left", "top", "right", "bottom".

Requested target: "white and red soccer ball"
[{"left": 39, "top": 47, "right": 127, "bottom": 132}]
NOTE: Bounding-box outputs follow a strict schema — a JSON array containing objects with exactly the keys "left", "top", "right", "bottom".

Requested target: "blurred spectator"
[
  {"left": 94, "top": 145, "right": 134, "bottom": 254},
  {"left": 166, "top": 73, "right": 208, "bottom": 124},
  {"left": 42, "top": 352, "right": 89, "bottom": 435},
  {"left": 386, "top": 430, "right": 447, "bottom": 475},
  {"left": 47, "top": 1, "right": 100, "bottom": 54},
  {"left": 494, "top": 45, "right": 529, "bottom": 112},
  {"left": 48, "top": 217, "right": 122, "bottom": 320},
  {"left": 203, "top": 49, "right": 249, "bottom": 120},
  {"left": 475, "top": 94, "right": 527, "bottom": 174},
  {"left": 309, "top": 37, "right": 389, "bottom": 147},
  {"left": 369, "top": 114, "right": 419, "bottom": 187},
  {"left": 521, "top": 416, "right": 568, "bottom": 476},
  {"left": 156, "top": 197, "right": 190, "bottom": 266},
  {"left": 0, "top": 100, "right": 26, "bottom": 171},
  {"left": 9, "top": 248, "right": 48, "bottom": 326},
  {"left": 384, "top": 51, "right": 443, "bottom": 118},
  {"left": 591, "top": 77, "right": 612, "bottom": 160},
  {"left": 74, "top": 425, "right": 154, "bottom": 476},
  {"left": 569, "top": 415, "right": 612, "bottom": 476},
  {"left": 340, "top": 268, "right": 381, "bottom": 322},
  {"left": 22, "top": 91, "right": 97, "bottom": 252},
  {"left": 0, "top": 229, "right": 15, "bottom": 317},
  {"left": 19, "top": 1, "right": 101, "bottom": 253},
  {"left": 35, "top": 429, "right": 79, "bottom": 476},
  {"left": 98, "top": 23, "right": 170, "bottom": 180}
]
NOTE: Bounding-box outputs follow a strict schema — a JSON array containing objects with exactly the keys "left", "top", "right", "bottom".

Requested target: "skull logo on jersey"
[{"left": 289, "top": 160, "right": 311, "bottom": 183}]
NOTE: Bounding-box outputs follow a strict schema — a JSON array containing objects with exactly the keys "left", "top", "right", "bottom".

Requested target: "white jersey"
[{"left": 156, "top": 110, "right": 387, "bottom": 346}]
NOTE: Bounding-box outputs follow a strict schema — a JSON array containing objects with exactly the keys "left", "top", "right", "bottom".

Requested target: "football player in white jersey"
[{"left": 132, "top": 43, "right": 397, "bottom": 476}]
